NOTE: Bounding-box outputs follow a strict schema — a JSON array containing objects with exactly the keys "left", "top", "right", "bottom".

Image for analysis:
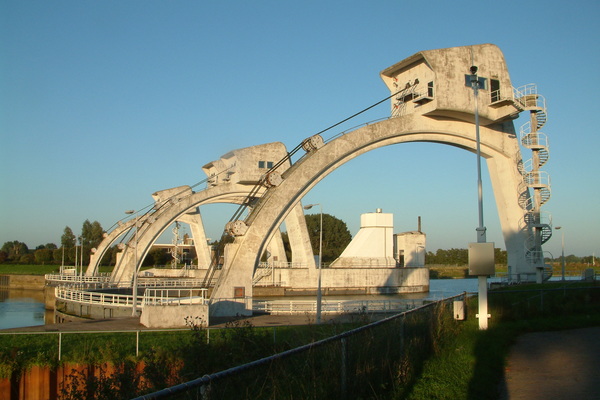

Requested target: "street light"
[
  {"left": 469, "top": 63, "right": 491, "bottom": 330},
  {"left": 125, "top": 210, "right": 139, "bottom": 317},
  {"left": 304, "top": 203, "right": 322, "bottom": 324},
  {"left": 555, "top": 226, "right": 565, "bottom": 281}
]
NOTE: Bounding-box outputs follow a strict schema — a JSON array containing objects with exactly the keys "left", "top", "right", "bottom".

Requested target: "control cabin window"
[
  {"left": 258, "top": 161, "right": 274, "bottom": 169},
  {"left": 490, "top": 79, "right": 500, "bottom": 102},
  {"left": 427, "top": 81, "right": 434, "bottom": 97}
]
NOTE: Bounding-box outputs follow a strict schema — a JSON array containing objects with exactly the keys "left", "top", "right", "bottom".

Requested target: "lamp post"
[
  {"left": 304, "top": 203, "right": 322, "bottom": 324},
  {"left": 469, "top": 64, "right": 491, "bottom": 330},
  {"left": 125, "top": 210, "right": 139, "bottom": 316},
  {"left": 555, "top": 226, "right": 565, "bottom": 281}
]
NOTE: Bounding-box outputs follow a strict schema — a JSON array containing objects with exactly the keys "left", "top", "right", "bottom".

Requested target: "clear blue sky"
[{"left": 1, "top": 1, "right": 599, "bottom": 258}]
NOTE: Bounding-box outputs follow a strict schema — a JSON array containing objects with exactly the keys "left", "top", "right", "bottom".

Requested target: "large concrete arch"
[
  {"left": 211, "top": 114, "right": 529, "bottom": 314},
  {"left": 208, "top": 43, "right": 551, "bottom": 316}
]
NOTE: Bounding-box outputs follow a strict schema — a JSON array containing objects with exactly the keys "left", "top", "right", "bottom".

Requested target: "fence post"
[
  {"left": 340, "top": 337, "right": 347, "bottom": 400},
  {"left": 58, "top": 332, "right": 62, "bottom": 361},
  {"left": 136, "top": 330, "right": 140, "bottom": 357},
  {"left": 399, "top": 313, "right": 405, "bottom": 360}
]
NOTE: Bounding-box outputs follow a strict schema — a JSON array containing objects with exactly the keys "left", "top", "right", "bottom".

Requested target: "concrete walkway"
[{"left": 501, "top": 327, "right": 600, "bottom": 400}]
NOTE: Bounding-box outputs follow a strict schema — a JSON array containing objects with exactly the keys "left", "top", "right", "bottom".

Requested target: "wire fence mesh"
[{"left": 134, "top": 294, "right": 464, "bottom": 400}]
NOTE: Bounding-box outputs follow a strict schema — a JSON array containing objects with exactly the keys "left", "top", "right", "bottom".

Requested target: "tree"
[
  {"left": 149, "top": 248, "right": 170, "bottom": 266},
  {"left": 53, "top": 248, "right": 64, "bottom": 265},
  {"left": 61, "top": 227, "right": 76, "bottom": 248},
  {"left": 426, "top": 247, "right": 507, "bottom": 265},
  {"left": 1, "top": 241, "right": 29, "bottom": 262},
  {"left": 80, "top": 220, "right": 105, "bottom": 265},
  {"left": 19, "top": 254, "right": 35, "bottom": 264},
  {"left": 304, "top": 213, "right": 352, "bottom": 263},
  {"left": 34, "top": 248, "right": 53, "bottom": 264},
  {"left": 81, "top": 220, "right": 104, "bottom": 249}
]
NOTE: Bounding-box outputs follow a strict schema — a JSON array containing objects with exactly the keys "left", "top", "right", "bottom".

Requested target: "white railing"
[
  {"left": 257, "top": 261, "right": 310, "bottom": 269},
  {"left": 56, "top": 286, "right": 209, "bottom": 308},
  {"left": 252, "top": 299, "right": 421, "bottom": 315},
  {"left": 129, "top": 278, "right": 206, "bottom": 288},
  {"left": 513, "top": 83, "right": 538, "bottom": 98},
  {"left": 513, "top": 84, "right": 546, "bottom": 112},
  {"left": 46, "top": 274, "right": 112, "bottom": 284},
  {"left": 48, "top": 274, "right": 208, "bottom": 289},
  {"left": 143, "top": 288, "right": 208, "bottom": 306},
  {"left": 524, "top": 170, "right": 551, "bottom": 187},
  {"left": 55, "top": 287, "right": 137, "bottom": 308}
]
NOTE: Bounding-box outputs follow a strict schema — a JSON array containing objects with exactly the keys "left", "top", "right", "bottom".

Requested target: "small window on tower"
[
  {"left": 491, "top": 79, "right": 500, "bottom": 102},
  {"left": 267, "top": 161, "right": 274, "bottom": 169},
  {"left": 258, "top": 161, "right": 265, "bottom": 169},
  {"left": 399, "top": 250, "right": 405, "bottom": 267}
]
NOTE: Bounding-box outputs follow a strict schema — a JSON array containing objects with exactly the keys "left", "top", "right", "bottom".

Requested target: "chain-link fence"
[{"left": 134, "top": 293, "right": 466, "bottom": 400}]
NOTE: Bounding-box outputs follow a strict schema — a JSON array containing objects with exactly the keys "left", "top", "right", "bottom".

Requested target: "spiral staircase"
[{"left": 514, "top": 84, "right": 553, "bottom": 281}]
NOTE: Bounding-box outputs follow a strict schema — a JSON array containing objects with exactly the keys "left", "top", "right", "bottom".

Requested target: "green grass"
[
  {"left": 0, "top": 264, "right": 61, "bottom": 275},
  {"left": 0, "top": 320, "right": 364, "bottom": 378},
  {"left": 428, "top": 264, "right": 509, "bottom": 279},
  {"left": 0, "top": 264, "right": 114, "bottom": 275}
]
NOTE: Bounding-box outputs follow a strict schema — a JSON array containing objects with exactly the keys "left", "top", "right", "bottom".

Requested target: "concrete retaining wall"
[
  {"left": 140, "top": 304, "right": 209, "bottom": 328},
  {"left": 55, "top": 299, "right": 133, "bottom": 320},
  {"left": 0, "top": 274, "right": 45, "bottom": 289},
  {"left": 255, "top": 266, "right": 429, "bottom": 295}
]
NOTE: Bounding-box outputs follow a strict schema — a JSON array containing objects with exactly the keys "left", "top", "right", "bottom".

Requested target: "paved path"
[{"left": 501, "top": 327, "right": 600, "bottom": 400}]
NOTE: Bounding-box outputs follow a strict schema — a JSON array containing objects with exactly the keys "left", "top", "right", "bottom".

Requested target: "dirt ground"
[{"left": 500, "top": 327, "right": 600, "bottom": 400}]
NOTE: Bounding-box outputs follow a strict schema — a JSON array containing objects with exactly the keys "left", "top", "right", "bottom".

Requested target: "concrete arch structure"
[{"left": 210, "top": 44, "right": 547, "bottom": 315}]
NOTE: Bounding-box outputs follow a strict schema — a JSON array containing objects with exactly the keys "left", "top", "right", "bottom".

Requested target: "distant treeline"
[
  {"left": 426, "top": 248, "right": 596, "bottom": 265},
  {"left": 426, "top": 248, "right": 507, "bottom": 265}
]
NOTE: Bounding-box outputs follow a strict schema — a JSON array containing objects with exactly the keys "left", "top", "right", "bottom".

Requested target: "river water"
[
  {"left": 0, "top": 289, "right": 53, "bottom": 330},
  {"left": 0, "top": 278, "right": 480, "bottom": 330}
]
